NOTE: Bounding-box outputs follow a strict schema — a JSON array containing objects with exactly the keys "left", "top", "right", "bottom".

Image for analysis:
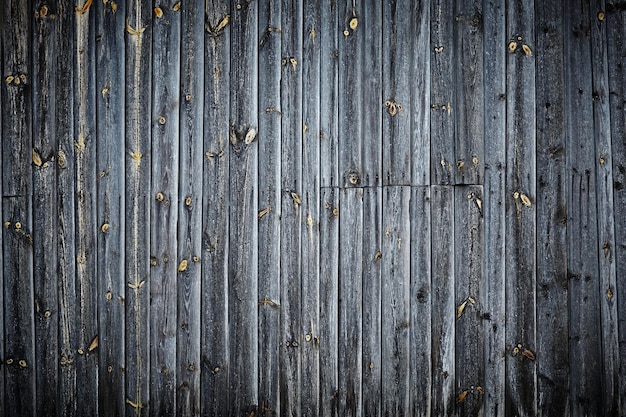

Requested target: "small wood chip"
[{"left": 178, "top": 259, "right": 188, "bottom": 272}]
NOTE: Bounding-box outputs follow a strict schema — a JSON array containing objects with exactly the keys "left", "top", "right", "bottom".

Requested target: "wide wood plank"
[
  {"left": 411, "top": 1, "right": 430, "bottom": 185},
  {"left": 319, "top": 0, "right": 338, "bottom": 187}
]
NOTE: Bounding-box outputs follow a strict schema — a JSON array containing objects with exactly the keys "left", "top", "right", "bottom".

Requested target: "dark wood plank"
[
  {"left": 430, "top": 0, "right": 455, "bottom": 185},
  {"left": 229, "top": 0, "right": 259, "bottom": 414},
  {"left": 411, "top": 1, "right": 430, "bottom": 185},
  {"left": 362, "top": 187, "right": 382, "bottom": 417},
  {"left": 383, "top": 1, "right": 411, "bottom": 186},
  {"left": 95, "top": 0, "right": 126, "bottom": 414},
  {"left": 564, "top": 2, "right": 602, "bottom": 416},
  {"left": 201, "top": 1, "right": 230, "bottom": 414},
  {"left": 150, "top": 1, "right": 181, "bottom": 414},
  {"left": 381, "top": 186, "right": 411, "bottom": 416},
  {"left": 0, "top": 18, "right": 4, "bottom": 417},
  {"left": 430, "top": 186, "right": 455, "bottom": 416},
  {"left": 257, "top": 0, "right": 281, "bottom": 414},
  {"left": 454, "top": 185, "right": 484, "bottom": 417},
  {"left": 453, "top": 0, "right": 483, "bottom": 185},
  {"left": 319, "top": 187, "right": 339, "bottom": 417},
  {"left": 338, "top": 188, "right": 363, "bottom": 416},
  {"left": 505, "top": 2, "right": 537, "bottom": 415},
  {"left": 482, "top": 1, "right": 506, "bottom": 414},
  {"left": 590, "top": 1, "right": 619, "bottom": 414},
  {"left": 32, "top": 4, "right": 59, "bottom": 414},
  {"left": 301, "top": 1, "right": 321, "bottom": 415},
  {"left": 409, "top": 186, "right": 431, "bottom": 416},
  {"left": 177, "top": 0, "right": 204, "bottom": 415},
  {"left": 319, "top": 0, "right": 338, "bottom": 188},
  {"left": 124, "top": 1, "right": 152, "bottom": 414}
]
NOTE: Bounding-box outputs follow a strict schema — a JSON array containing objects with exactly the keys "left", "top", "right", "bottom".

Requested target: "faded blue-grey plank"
[
  {"left": 319, "top": 0, "right": 338, "bottom": 188},
  {"left": 411, "top": 1, "right": 430, "bottom": 185}
]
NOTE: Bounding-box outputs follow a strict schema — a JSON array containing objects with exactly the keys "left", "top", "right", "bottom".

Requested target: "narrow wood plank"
[
  {"left": 319, "top": 187, "right": 339, "bottom": 417},
  {"left": 338, "top": 0, "right": 362, "bottom": 188},
  {"left": 381, "top": 186, "right": 411, "bottom": 416},
  {"left": 301, "top": 1, "right": 321, "bottom": 415},
  {"left": 430, "top": 186, "right": 455, "bottom": 416},
  {"left": 257, "top": 0, "right": 281, "bottom": 414},
  {"left": 338, "top": 188, "right": 363, "bottom": 416},
  {"left": 453, "top": 0, "right": 483, "bottom": 185},
  {"left": 124, "top": 1, "right": 152, "bottom": 414},
  {"left": 564, "top": 2, "right": 602, "bottom": 416},
  {"left": 505, "top": 1, "right": 537, "bottom": 415},
  {"left": 201, "top": 1, "right": 230, "bottom": 414},
  {"left": 362, "top": 187, "right": 382, "bottom": 417},
  {"left": 411, "top": 1, "right": 430, "bottom": 185},
  {"left": 0, "top": 20, "right": 4, "bottom": 417},
  {"left": 95, "top": 0, "right": 126, "bottom": 414},
  {"left": 229, "top": 0, "right": 259, "bottom": 413},
  {"left": 32, "top": 4, "right": 59, "bottom": 414},
  {"left": 454, "top": 185, "right": 484, "bottom": 416},
  {"left": 590, "top": 1, "right": 620, "bottom": 414},
  {"left": 319, "top": 0, "right": 338, "bottom": 187},
  {"left": 409, "top": 186, "right": 431, "bottom": 417},
  {"left": 482, "top": 0, "right": 506, "bottom": 414},
  {"left": 430, "top": 0, "right": 455, "bottom": 185},
  {"left": 150, "top": 1, "right": 181, "bottom": 414},
  {"left": 383, "top": 1, "right": 411, "bottom": 186},
  {"left": 177, "top": 0, "right": 204, "bottom": 415}
]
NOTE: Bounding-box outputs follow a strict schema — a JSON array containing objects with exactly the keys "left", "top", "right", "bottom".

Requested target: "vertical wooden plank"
[
  {"left": 564, "top": 2, "right": 602, "bottom": 416},
  {"left": 2, "top": 0, "right": 35, "bottom": 415},
  {"left": 411, "top": 1, "right": 430, "bottom": 186},
  {"left": 96, "top": 0, "right": 126, "bottom": 414},
  {"left": 258, "top": 0, "right": 281, "bottom": 414},
  {"left": 0, "top": 16, "right": 4, "bottom": 417},
  {"left": 505, "top": 1, "right": 537, "bottom": 416},
  {"left": 177, "top": 0, "right": 204, "bottom": 415},
  {"left": 319, "top": 0, "right": 338, "bottom": 188},
  {"left": 430, "top": 186, "right": 455, "bottom": 416},
  {"left": 453, "top": 0, "right": 483, "bottom": 185},
  {"left": 382, "top": 1, "right": 411, "bottom": 186},
  {"left": 319, "top": 187, "right": 339, "bottom": 417},
  {"left": 454, "top": 185, "right": 484, "bottom": 416},
  {"left": 362, "top": 187, "right": 382, "bottom": 417},
  {"left": 430, "top": 0, "right": 455, "bottom": 185},
  {"left": 409, "top": 186, "right": 431, "bottom": 417},
  {"left": 74, "top": 1, "right": 99, "bottom": 413},
  {"left": 482, "top": 0, "right": 506, "bottom": 415},
  {"left": 381, "top": 186, "right": 411, "bottom": 416},
  {"left": 202, "top": 0, "right": 230, "bottom": 414},
  {"left": 338, "top": 188, "right": 362, "bottom": 416},
  {"left": 150, "top": 1, "right": 181, "bottom": 415},
  {"left": 229, "top": 0, "right": 258, "bottom": 413},
  {"left": 125, "top": 0, "right": 152, "bottom": 414},
  {"left": 32, "top": 3, "right": 58, "bottom": 414},
  {"left": 590, "top": 1, "right": 619, "bottom": 414},
  {"left": 301, "top": 1, "right": 320, "bottom": 416}
]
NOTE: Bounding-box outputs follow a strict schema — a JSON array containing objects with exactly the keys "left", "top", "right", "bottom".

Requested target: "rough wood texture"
[
  {"left": 411, "top": 2, "right": 430, "bottom": 185},
  {"left": 319, "top": 0, "right": 338, "bottom": 188}
]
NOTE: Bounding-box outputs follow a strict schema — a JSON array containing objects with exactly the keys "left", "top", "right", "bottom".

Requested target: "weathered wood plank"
[
  {"left": 150, "top": 1, "right": 181, "bottom": 415},
  {"left": 229, "top": 0, "right": 259, "bottom": 414},
  {"left": 124, "top": 0, "right": 152, "bottom": 414},
  {"left": 430, "top": 0, "right": 455, "bottom": 185},
  {"left": 590, "top": 1, "right": 620, "bottom": 414},
  {"left": 301, "top": 1, "right": 321, "bottom": 415},
  {"left": 319, "top": 187, "right": 339, "bottom": 417},
  {"left": 454, "top": 185, "right": 484, "bottom": 417},
  {"left": 453, "top": 0, "right": 483, "bottom": 185},
  {"left": 201, "top": 1, "right": 230, "bottom": 414},
  {"left": 177, "top": 0, "right": 204, "bottom": 415},
  {"left": 96, "top": 0, "right": 126, "bottom": 414},
  {"left": 32, "top": 4, "right": 59, "bottom": 414},
  {"left": 411, "top": 1, "right": 430, "bottom": 185},
  {"left": 482, "top": 1, "right": 506, "bottom": 415},
  {"left": 409, "top": 186, "right": 431, "bottom": 417},
  {"left": 381, "top": 186, "right": 411, "bottom": 416},
  {"left": 362, "top": 187, "right": 382, "bottom": 417},
  {"left": 258, "top": 0, "right": 281, "bottom": 414},
  {"left": 0, "top": 20, "right": 4, "bottom": 417},
  {"left": 430, "top": 186, "right": 455, "bottom": 416},
  {"left": 382, "top": 1, "right": 411, "bottom": 186},
  {"left": 338, "top": 188, "right": 362, "bottom": 417},
  {"left": 319, "top": 0, "right": 338, "bottom": 188},
  {"left": 564, "top": 2, "right": 602, "bottom": 416},
  {"left": 505, "top": 2, "right": 537, "bottom": 415}
]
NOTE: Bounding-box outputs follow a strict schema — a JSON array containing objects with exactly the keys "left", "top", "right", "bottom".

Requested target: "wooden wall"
[{"left": 1, "top": 0, "right": 626, "bottom": 416}]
